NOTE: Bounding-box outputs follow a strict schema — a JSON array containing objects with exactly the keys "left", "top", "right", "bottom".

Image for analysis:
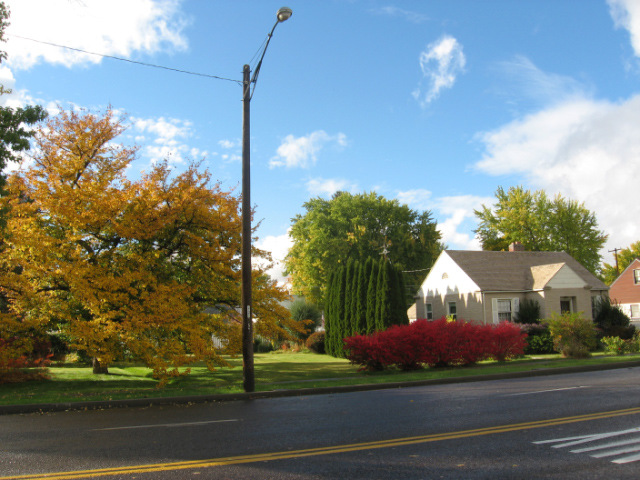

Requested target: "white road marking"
[
  {"left": 572, "top": 435, "right": 640, "bottom": 453},
  {"left": 591, "top": 444, "right": 640, "bottom": 458},
  {"left": 506, "top": 386, "right": 589, "bottom": 397},
  {"left": 93, "top": 419, "right": 239, "bottom": 431},
  {"left": 613, "top": 452, "right": 640, "bottom": 464},
  {"left": 535, "top": 426, "right": 640, "bottom": 464}
]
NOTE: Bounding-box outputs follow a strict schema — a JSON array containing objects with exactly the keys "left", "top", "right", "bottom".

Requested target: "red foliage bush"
[
  {"left": 343, "top": 333, "right": 393, "bottom": 371},
  {"left": 0, "top": 337, "right": 53, "bottom": 384},
  {"left": 343, "top": 318, "right": 527, "bottom": 371},
  {"left": 484, "top": 321, "right": 528, "bottom": 362}
]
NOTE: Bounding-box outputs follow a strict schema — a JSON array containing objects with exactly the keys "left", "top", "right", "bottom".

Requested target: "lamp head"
[{"left": 277, "top": 7, "right": 292, "bottom": 22}]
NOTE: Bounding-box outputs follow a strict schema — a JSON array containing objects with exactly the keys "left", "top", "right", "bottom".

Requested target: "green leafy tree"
[
  {"left": 285, "top": 191, "right": 442, "bottom": 305},
  {"left": 475, "top": 186, "right": 607, "bottom": 274},
  {"left": 601, "top": 241, "right": 640, "bottom": 285},
  {"left": 0, "top": 2, "right": 47, "bottom": 226}
]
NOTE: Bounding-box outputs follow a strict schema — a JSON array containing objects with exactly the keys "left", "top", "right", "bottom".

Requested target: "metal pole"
[{"left": 241, "top": 64, "right": 254, "bottom": 392}]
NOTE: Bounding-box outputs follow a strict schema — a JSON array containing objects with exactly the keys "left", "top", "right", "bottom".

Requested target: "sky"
[{"left": 2, "top": 0, "right": 640, "bottom": 284}]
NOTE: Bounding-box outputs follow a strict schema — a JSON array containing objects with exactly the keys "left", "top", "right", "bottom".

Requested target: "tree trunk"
[{"left": 92, "top": 357, "right": 109, "bottom": 374}]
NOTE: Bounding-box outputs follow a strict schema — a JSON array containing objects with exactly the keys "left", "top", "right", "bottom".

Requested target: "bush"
[
  {"left": 305, "top": 331, "right": 326, "bottom": 354},
  {"left": 513, "top": 298, "right": 541, "bottom": 324},
  {"left": 594, "top": 297, "right": 631, "bottom": 336},
  {"left": 601, "top": 333, "right": 640, "bottom": 355},
  {"left": 601, "top": 336, "right": 627, "bottom": 355},
  {"left": 343, "top": 318, "right": 528, "bottom": 371},
  {"left": 520, "top": 324, "right": 555, "bottom": 354},
  {"left": 343, "top": 333, "right": 392, "bottom": 371},
  {"left": 253, "top": 336, "right": 275, "bottom": 353},
  {"left": 485, "top": 322, "right": 528, "bottom": 361},
  {"left": 0, "top": 337, "right": 52, "bottom": 384},
  {"left": 289, "top": 299, "right": 323, "bottom": 341},
  {"left": 545, "top": 312, "right": 597, "bottom": 358}
]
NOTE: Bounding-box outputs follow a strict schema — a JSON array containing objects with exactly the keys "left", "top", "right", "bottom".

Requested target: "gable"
[
  {"left": 610, "top": 258, "right": 640, "bottom": 304},
  {"left": 419, "top": 251, "right": 480, "bottom": 299},
  {"left": 546, "top": 264, "right": 589, "bottom": 289}
]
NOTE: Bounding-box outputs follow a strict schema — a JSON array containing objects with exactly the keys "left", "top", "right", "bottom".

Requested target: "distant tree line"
[{"left": 324, "top": 257, "right": 408, "bottom": 357}]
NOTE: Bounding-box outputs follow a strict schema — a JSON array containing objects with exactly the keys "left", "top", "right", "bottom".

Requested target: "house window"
[
  {"left": 592, "top": 296, "right": 603, "bottom": 320},
  {"left": 425, "top": 303, "right": 433, "bottom": 320},
  {"left": 560, "top": 297, "right": 574, "bottom": 314},
  {"left": 448, "top": 302, "right": 457, "bottom": 320},
  {"left": 497, "top": 299, "right": 512, "bottom": 322},
  {"left": 631, "top": 304, "right": 640, "bottom": 319},
  {"left": 634, "top": 270, "right": 640, "bottom": 285},
  {"left": 442, "top": 273, "right": 448, "bottom": 280}
]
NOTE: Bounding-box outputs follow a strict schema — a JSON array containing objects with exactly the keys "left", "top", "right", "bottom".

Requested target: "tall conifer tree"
[{"left": 366, "top": 258, "right": 379, "bottom": 334}]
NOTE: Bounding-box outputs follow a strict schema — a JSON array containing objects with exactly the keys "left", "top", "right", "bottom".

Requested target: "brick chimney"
[{"left": 509, "top": 241, "right": 524, "bottom": 252}]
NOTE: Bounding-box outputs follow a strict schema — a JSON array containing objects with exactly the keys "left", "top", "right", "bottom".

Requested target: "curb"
[{"left": 3, "top": 360, "right": 640, "bottom": 416}]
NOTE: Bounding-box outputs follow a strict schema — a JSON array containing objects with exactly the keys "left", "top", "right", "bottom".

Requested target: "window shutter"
[
  {"left": 512, "top": 298, "right": 520, "bottom": 317},
  {"left": 491, "top": 298, "right": 499, "bottom": 324}
]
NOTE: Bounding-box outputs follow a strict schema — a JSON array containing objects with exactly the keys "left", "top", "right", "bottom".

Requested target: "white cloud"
[
  {"left": 306, "top": 177, "right": 358, "bottom": 197},
  {"left": 371, "top": 6, "right": 429, "bottom": 24},
  {"left": 413, "top": 35, "right": 466, "bottom": 107},
  {"left": 397, "top": 190, "right": 489, "bottom": 251},
  {"left": 608, "top": 0, "right": 640, "bottom": 57},
  {"left": 396, "top": 189, "right": 432, "bottom": 210},
  {"left": 475, "top": 94, "right": 640, "bottom": 255},
  {"left": 131, "top": 116, "right": 203, "bottom": 164},
  {"left": 218, "top": 139, "right": 238, "bottom": 149},
  {"left": 255, "top": 230, "right": 293, "bottom": 286},
  {"left": 495, "top": 55, "right": 591, "bottom": 106},
  {"left": 270, "top": 131, "right": 347, "bottom": 169},
  {"left": 5, "top": 0, "right": 189, "bottom": 70}
]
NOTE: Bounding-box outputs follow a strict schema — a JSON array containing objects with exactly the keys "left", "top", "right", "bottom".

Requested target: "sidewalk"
[{"left": 3, "top": 359, "right": 640, "bottom": 416}]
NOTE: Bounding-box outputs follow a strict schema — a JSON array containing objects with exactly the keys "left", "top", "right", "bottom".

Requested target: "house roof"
[
  {"left": 445, "top": 250, "right": 608, "bottom": 292},
  {"left": 609, "top": 258, "right": 640, "bottom": 289}
]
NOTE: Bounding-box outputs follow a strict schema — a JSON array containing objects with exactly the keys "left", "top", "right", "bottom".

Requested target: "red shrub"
[
  {"left": 485, "top": 321, "right": 528, "bottom": 361},
  {"left": 343, "top": 333, "right": 393, "bottom": 371},
  {"left": 0, "top": 337, "right": 53, "bottom": 384},
  {"left": 344, "top": 317, "right": 528, "bottom": 370}
]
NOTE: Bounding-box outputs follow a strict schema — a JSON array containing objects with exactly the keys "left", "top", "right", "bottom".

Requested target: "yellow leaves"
[{"left": 0, "top": 107, "right": 294, "bottom": 384}]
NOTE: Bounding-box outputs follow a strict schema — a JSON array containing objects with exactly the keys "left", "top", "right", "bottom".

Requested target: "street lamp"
[{"left": 241, "top": 7, "right": 292, "bottom": 393}]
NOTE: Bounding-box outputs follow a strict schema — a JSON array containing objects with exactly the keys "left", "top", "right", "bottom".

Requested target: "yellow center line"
[{"left": 5, "top": 406, "right": 640, "bottom": 480}]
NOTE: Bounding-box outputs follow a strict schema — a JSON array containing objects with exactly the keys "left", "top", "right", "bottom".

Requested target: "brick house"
[{"left": 609, "top": 258, "right": 640, "bottom": 324}]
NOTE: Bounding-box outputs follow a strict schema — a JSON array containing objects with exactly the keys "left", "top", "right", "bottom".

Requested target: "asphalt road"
[{"left": 2, "top": 367, "right": 640, "bottom": 479}]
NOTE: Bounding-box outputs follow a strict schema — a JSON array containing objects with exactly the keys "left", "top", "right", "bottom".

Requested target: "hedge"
[{"left": 343, "top": 318, "right": 527, "bottom": 371}]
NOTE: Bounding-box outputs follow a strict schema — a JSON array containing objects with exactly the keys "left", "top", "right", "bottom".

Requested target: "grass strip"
[{"left": 2, "top": 351, "right": 640, "bottom": 406}]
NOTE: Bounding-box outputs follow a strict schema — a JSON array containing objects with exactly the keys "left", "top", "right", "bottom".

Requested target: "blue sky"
[{"left": 3, "top": 0, "right": 640, "bottom": 282}]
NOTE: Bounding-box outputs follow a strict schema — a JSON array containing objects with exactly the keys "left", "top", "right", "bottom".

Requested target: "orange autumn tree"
[{"left": 0, "top": 108, "right": 300, "bottom": 383}]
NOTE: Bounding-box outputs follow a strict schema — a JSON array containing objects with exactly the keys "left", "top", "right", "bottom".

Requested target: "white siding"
[
  {"left": 419, "top": 251, "right": 480, "bottom": 299},
  {"left": 546, "top": 265, "right": 587, "bottom": 289}
]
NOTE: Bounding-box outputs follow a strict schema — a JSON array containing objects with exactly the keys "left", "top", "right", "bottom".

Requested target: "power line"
[{"left": 9, "top": 34, "right": 242, "bottom": 85}]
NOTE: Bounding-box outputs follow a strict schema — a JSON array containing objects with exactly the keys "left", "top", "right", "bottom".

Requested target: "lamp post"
[{"left": 241, "top": 7, "right": 292, "bottom": 393}]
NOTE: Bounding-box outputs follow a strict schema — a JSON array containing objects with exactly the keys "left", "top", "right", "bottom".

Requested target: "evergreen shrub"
[
  {"left": 593, "top": 297, "right": 634, "bottom": 338},
  {"left": 513, "top": 298, "right": 541, "bottom": 324},
  {"left": 520, "top": 324, "right": 555, "bottom": 354}
]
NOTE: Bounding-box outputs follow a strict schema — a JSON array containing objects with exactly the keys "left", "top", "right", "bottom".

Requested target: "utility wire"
[{"left": 9, "top": 34, "right": 242, "bottom": 85}]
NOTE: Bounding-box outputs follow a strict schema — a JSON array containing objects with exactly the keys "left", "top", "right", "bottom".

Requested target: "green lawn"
[{"left": 2, "top": 351, "right": 640, "bottom": 406}]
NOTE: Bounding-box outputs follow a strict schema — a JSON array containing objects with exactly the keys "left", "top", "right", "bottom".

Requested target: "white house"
[{"left": 411, "top": 245, "right": 608, "bottom": 324}]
